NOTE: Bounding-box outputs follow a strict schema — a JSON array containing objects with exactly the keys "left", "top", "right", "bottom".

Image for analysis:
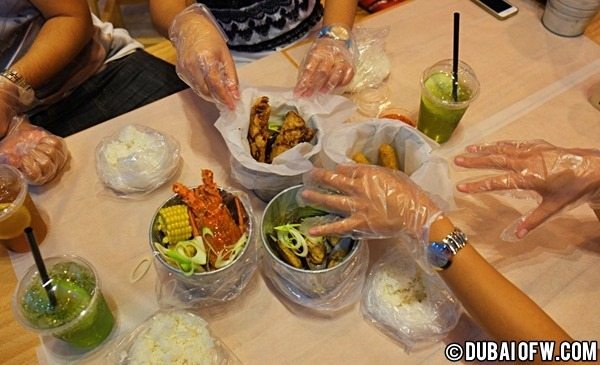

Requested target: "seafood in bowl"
[
  {"left": 150, "top": 169, "right": 256, "bottom": 307},
  {"left": 260, "top": 185, "right": 369, "bottom": 312}
]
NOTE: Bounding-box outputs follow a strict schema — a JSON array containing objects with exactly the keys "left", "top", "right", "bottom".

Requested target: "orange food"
[{"left": 380, "top": 112, "right": 416, "bottom": 127}]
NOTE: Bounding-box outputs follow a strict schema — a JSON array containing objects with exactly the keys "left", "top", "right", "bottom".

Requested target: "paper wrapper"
[
  {"left": 321, "top": 120, "right": 454, "bottom": 209},
  {"left": 215, "top": 86, "right": 355, "bottom": 201}
]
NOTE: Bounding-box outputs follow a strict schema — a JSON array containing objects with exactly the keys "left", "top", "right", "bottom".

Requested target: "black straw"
[
  {"left": 452, "top": 12, "right": 460, "bottom": 102},
  {"left": 24, "top": 227, "right": 57, "bottom": 308}
]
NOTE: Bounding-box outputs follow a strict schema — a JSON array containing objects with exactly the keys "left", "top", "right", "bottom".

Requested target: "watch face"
[
  {"left": 427, "top": 242, "right": 452, "bottom": 270},
  {"left": 330, "top": 25, "right": 351, "bottom": 41}
]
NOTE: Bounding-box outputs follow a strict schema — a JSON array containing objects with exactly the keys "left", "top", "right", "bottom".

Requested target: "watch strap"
[{"left": 1, "top": 69, "right": 32, "bottom": 91}]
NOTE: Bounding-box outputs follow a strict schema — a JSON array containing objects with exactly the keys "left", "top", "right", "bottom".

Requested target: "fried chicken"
[
  {"left": 247, "top": 96, "right": 271, "bottom": 163},
  {"left": 269, "top": 111, "right": 315, "bottom": 162}
]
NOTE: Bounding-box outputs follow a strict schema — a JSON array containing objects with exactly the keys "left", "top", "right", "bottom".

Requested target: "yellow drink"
[
  {"left": 0, "top": 203, "right": 31, "bottom": 239},
  {"left": 0, "top": 165, "right": 47, "bottom": 252}
]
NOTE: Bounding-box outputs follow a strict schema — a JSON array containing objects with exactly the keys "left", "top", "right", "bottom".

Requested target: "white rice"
[{"left": 126, "top": 311, "right": 217, "bottom": 365}]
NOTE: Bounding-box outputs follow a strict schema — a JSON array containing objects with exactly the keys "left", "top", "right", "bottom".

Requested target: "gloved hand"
[
  {"left": 454, "top": 140, "right": 600, "bottom": 239},
  {"left": 169, "top": 4, "right": 239, "bottom": 110},
  {"left": 294, "top": 26, "right": 357, "bottom": 97},
  {"left": 299, "top": 164, "right": 442, "bottom": 266},
  {"left": 0, "top": 116, "right": 69, "bottom": 185},
  {"left": 1, "top": 78, "right": 25, "bottom": 138}
]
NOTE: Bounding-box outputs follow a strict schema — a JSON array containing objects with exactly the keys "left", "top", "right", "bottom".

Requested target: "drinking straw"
[
  {"left": 24, "top": 227, "right": 57, "bottom": 308},
  {"left": 452, "top": 12, "right": 460, "bottom": 102}
]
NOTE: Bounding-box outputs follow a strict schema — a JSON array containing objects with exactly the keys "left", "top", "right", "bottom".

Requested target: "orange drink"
[{"left": 0, "top": 165, "right": 47, "bottom": 252}]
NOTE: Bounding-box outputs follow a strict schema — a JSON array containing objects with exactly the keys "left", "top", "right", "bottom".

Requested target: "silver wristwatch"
[{"left": 426, "top": 228, "right": 468, "bottom": 270}]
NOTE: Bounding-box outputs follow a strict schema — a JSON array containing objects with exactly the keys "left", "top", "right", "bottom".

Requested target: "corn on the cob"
[
  {"left": 352, "top": 152, "right": 371, "bottom": 164},
  {"left": 157, "top": 204, "right": 193, "bottom": 245},
  {"left": 378, "top": 143, "right": 400, "bottom": 170}
]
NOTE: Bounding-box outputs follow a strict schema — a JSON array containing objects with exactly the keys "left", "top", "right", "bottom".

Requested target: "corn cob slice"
[{"left": 157, "top": 204, "right": 193, "bottom": 245}]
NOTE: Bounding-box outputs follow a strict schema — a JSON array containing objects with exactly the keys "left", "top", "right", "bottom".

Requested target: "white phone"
[{"left": 471, "top": 0, "right": 519, "bottom": 20}]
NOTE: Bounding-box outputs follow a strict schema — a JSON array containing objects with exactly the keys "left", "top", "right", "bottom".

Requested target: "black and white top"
[{"left": 199, "top": 0, "right": 323, "bottom": 52}]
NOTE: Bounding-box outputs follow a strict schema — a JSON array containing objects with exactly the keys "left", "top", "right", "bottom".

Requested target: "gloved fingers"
[
  {"left": 295, "top": 53, "right": 331, "bottom": 97},
  {"left": 19, "top": 154, "right": 43, "bottom": 185},
  {"left": 303, "top": 167, "right": 358, "bottom": 195},
  {"left": 307, "top": 215, "right": 362, "bottom": 237},
  {"left": 514, "top": 197, "right": 571, "bottom": 238},
  {"left": 30, "top": 149, "right": 54, "bottom": 177},
  {"left": 465, "top": 140, "right": 547, "bottom": 155},
  {"left": 454, "top": 151, "right": 527, "bottom": 172},
  {"left": 319, "top": 60, "right": 351, "bottom": 94},
  {"left": 456, "top": 172, "right": 533, "bottom": 193},
  {"left": 203, "top": 59, "right": 239, "bottom": 110},
  {"left": 299, "top": 188, "right": 355, "bottom": 216}
]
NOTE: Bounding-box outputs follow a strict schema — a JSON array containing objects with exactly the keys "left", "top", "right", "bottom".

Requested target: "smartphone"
[{"left": 471, "top": 0, "right": 519, "bottom": 20}]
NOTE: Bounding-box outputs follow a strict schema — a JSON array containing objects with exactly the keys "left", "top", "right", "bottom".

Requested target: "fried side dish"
[
  {"left": 269, "top": 111, "right": 315, "bottom": 162},
  {"left": 248, "top": 96, "right": 271, "bottom": 163},
  {"left": 247, "top": 96, "right": 315, "bottom": 164},
  {"left": 352, "top": 143, "right": 401, "bottom": 171}
]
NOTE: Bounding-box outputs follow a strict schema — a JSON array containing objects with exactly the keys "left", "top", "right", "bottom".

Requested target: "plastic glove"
[
  {"left": 294, "top": 26, "right": 357, "bottom": 97},
  {"left": 0, "top": 116, "right": 69, "bottom": 185},
  {"left": 299, "top": 164, "right": 442, "bottom": 267},
  {"left": 454, "top": 140, "right": 600, "bottom": 239},
  {"left": 169, "top": 4, "right": 239, "bottom": 110},
  {"left": 1, "top": 78, "right": 26, "bottom": 138}
]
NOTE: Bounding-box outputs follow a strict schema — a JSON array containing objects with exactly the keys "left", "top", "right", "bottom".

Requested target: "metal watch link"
[
  {"left": 426, "top": 228, "right": 468, "bottom": 270},
  {"left": 0, "top": 68, "right": 35, "bottom": 106}
]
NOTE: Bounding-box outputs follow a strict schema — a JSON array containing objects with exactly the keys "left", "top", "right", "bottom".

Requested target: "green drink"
[
  {"left": 417, "top": 59, "right": 479, "bottom": 143},
  {"left": 13, "top": 256, "right": 115, "bottom": 349}
]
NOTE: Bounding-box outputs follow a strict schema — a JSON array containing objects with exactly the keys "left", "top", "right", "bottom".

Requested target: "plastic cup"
[
  {"left": 417, "top": 59, "right": 479, "bottom": 143},
  {"left": 0, "top": 164, "right": 47, "bottom": 252},
  {"left": 12, "top": 255, "right": 115, "bottom": 350}
]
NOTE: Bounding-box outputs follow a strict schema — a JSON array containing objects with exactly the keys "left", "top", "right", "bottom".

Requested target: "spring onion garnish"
[
  {"left": 154, "top": 236, "right": 207, "bottom": 276},
  {"left": 214, "top": 232, "right": 248, "bottom": 269},
  {"left": 274, "top": 223, "right": 308, "bottom": 257}
]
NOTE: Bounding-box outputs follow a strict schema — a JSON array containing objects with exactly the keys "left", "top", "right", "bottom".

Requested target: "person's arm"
[
  {"left": 322, "top": 0, "right": 357, "bottom": 30},
  {"left": 430, "top": 216, "right": 572, "bottom": 343},
  {"left": 9, "top": 0, "right": 93, "bottom": 89},
  {"left": 148, "top": 0, "right": 189, "bottom": 38}
]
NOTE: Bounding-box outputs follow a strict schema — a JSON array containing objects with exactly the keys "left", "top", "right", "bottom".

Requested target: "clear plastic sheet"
[
  {"left": 343, "top": 26, "right": 391, "bottom": 94},
  {"left": 150, "top": 190, "right": 258, "bottom": 309},
  {"left": 95, "top": 124, "right": 181, "bottom": 198},
  {"left": 105, "top": 309, "right": 241, "bottom": 364},
  {"left": 260, "top": 185, "right": 369, "bottom": 313},
  {"left": 0, "top": 116, "right": 69, "bottom": 185},
  {"left": 361, "top": 244, "right": 461, "bottom": 352}
]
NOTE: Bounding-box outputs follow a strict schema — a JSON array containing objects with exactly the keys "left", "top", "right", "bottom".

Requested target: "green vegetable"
[
  {"left": 154, "top": 236, "right": 207, "bottom": 276},
  {"left": 274, "top": 224, "right": 308, "bottom": 258}
]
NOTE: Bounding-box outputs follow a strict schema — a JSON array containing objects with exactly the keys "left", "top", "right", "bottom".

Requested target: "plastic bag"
[
  {"left": 95, "top": 124, "right": 181, "bottom": 197},
  {"left": 321, "top": 119, "right": 454, "bottom": 212},
  {"left": 343, "top": 26, "right": 391, "bottom": 94},
  {"left": 0, "top": 116, "right": 69, "bottom": 185},
  {"left": 362, "top": 244, "right": 461, "bottom": 352},
  {"left": 214, "top": 86, "right": 355, "bottom": 202},
  {"left": 105, "top": 309, "right": 241, "bottom": 364},
  {"left": 259, "top": 185, "right": 369, "bottom": 314},
  {"left": 151, "top": 189, "right": 258, "bottom": 309}
]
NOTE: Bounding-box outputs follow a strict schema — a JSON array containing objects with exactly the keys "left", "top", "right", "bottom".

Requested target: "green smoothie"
[
  {"left": 417, "top": 59, "right": 479, "bottom": 144},
  {"left": 17, "top": 260, "right": 114, "bottom": 349}
]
